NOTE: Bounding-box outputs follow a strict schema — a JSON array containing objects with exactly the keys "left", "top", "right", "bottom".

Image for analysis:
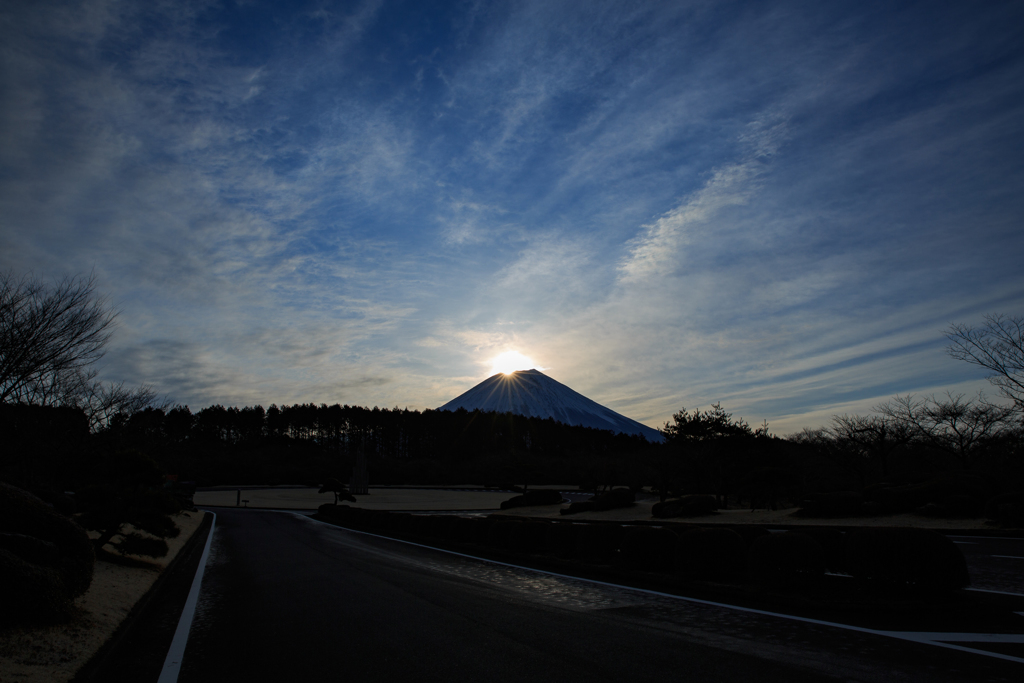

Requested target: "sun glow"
[{"left": 489, "top": 351, "right": 536, "bottom": 376}]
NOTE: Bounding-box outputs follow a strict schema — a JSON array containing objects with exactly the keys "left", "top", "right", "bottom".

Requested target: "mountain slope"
[{"left": 437, "top": 369, "right": 664, "bottom": 442}]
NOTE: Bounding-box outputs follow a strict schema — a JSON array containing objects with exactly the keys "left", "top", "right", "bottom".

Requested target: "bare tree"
[
  {"left": 0, "top": 271, "right": 162, "bottom": 428},
  {"left": 947, "top": 314, "right": 1024, "bottom": 413},
  {"left": 0, "top": 272, "right": 116, "bottom": 403},
  {"left": 876, "top": 392, "right": 1015, "bottom": 470},
  {"left": 803, "top": 414, "right": 914, "bottom": 484}
]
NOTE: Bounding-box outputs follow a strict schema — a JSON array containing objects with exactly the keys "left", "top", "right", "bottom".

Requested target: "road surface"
[{"left": 145, "top": 510, "right": 1024, "bottom": 682}]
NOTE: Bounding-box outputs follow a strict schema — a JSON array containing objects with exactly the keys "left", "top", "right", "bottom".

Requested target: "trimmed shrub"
[
  {"left": 0, "top": 533, "right": 60, "bottom": 566},
  {"left": 562, "top": 489, "right": 635, "bottom": 515},
  {"left": 917, "top": 495, "right": 984, "bottom": 519},
  {"left": 469, "top": 517, "right": 496, "bottom": 544},
  {"left": 428, "top": 515, "right": 458, "bottom": 539},
  {"left": 0, "top": 549, "right": 70, "bottom": 623},
  {"left": 673, "top": 527, "right": 745, "bottom": 579},
  {"left": 0, "top": 482, "right": 95, "bottom": 623},
  {"left": 748, "top": 532, "right": 826, "bottom": 587},
  {"left": 592, "top": 488, "right": 635, "bottom": 511},
  {"left": 876, "top": 476, "right": 995, "bottom": 512},
  {"left": 792, "top": 527, "right": 846, "bottom": 574},
  {"left": 797, "top": 492, "right": 863, "bottom": 517},
  {"left": 486, "top": 521, "right": 519, "bottom": 550},
  {"left": 560, "top": 501, "right": 595, "bottom": 515},
  {"left": 984, "top": 493, "right": 1024, "bottom": 527},
  {"left": 727, "top": 525, "right": 770, "bottom": 551},
  {"left": 500, "top": 490, "right": 564, "bottom": 510},
  {"left": 507, "top": 521, "right": 549, "bottom": 554},
  {"left": 619, "top": 526, "right": 677, "bottom": 571},
  {"left": 389, "top": 513, "right": 415, "bottom": 534},
  {"left": 652, "top": 494, "right": 717, "bottom": 518},
  {"left": 860, "top": 500, "right": 890, "bottom": 516},
  {"left": 942, "top": 495, "right": 983, "bottom": 518},
  {"left": 408, "top": 514, "right": 434, "bottom": 537},
  {"left": 317, "top": 502, "right": 347, "bottom": 517},
  {"left": 77, "top": 484, "right": 184, "bottom": 562},
  {"left": 447, "top": 516, "right": 479, "bottom": 543},
  {"left": 845, "top": 528, "right": 969, "bottom": 593},
  {"left": 32, "top": 490, "right": 76, "bottom": 516},
  {"left": 574, "top": 523, "right": 625, "bottom": 561},
  {"left": 544, "top": 522, "right": 579, "bottom": 558}
]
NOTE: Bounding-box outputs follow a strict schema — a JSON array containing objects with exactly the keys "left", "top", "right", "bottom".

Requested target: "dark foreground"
[{"left": 101, "top": 509, "right": 1024, "bottom": 682}]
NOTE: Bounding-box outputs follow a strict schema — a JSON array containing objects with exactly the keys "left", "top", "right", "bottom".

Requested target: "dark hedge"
[
  {"left": 748, "top": 532, "right": 825, "bottom": 588},
  {"left": 845, "top": 528, "right": 970, "bottom": 593}
]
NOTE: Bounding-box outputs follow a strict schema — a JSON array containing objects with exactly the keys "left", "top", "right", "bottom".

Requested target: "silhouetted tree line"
[
  {"left": 1, "top": 267, "right": 1020, "bottom": 508},
  {"left": 102, "top": 402, "right": 658, "bottom": 486},
  {"left": 0, "top": 399, "right": 661, "bottom": 490}
]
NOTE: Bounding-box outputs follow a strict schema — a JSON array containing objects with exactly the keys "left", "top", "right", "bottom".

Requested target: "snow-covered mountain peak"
[{"left": 438, "top": 369, "right": 663, "bottom": 442}]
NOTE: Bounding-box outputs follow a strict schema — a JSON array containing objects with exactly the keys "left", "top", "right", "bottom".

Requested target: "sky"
[{"left": 2, "top": 0, "right": 1023, "bottom": 435}]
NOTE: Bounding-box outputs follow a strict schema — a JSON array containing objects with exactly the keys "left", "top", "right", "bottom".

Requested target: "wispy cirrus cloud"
[{"left": 1, "top": 0, "right": 1022, "bottom": 431}]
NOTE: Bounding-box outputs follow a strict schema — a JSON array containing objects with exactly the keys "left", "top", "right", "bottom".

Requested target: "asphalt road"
[
  {"left": 950, "top": 536, "right": 1024, "bottom": 595},
  {"left": 154, "top": 509, "right": 1024, "bottom": 683}
]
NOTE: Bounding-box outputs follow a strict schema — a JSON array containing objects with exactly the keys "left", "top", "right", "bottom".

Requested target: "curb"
[{"left": 70, "top": 512, "right": 214, "bottom": 683}]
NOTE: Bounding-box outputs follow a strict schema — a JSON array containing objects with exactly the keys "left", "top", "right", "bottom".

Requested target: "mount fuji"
[{"left": 438, "top": 369, "right": 664, "bottom": 442}]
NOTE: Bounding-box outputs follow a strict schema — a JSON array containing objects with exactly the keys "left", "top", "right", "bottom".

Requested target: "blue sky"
[{"left": 2, "top": 0, "right": 1023, "bottom": 434}]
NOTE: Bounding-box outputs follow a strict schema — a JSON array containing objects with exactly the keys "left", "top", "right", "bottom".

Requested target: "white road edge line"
[
  {"left": 992, "top": 555, "right": 1024, "bottom": 559},
  {"left": 298, "top": 512, "right": 1024, "bottom": 666},
  {"left": 949, "top": 535, "right": 1024, "bottom": 541},
  {"left": 967, "top": 587, "right": 1024, "bottom": 597},
  {"left": 157, "top": 511, "right": 218, "bottom": 683}
]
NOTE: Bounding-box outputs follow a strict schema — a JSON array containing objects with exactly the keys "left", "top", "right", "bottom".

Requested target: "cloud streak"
[{"left": 2, "top": 0, "right": 1022, "bottom": 433}]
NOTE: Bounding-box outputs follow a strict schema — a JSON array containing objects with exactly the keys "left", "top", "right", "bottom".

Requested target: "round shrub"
[
  {"left": 0, "top": 482, "right": 95, "bottom": 622},
  {"left": 845, "top": 528, "right": 969, "bottom": 593},
  {"left": 619, "top": 526, "right": 677, "bottom": 571},
  {"left": 0, "top": 549, "right": 70, "bottom": 623},
  {"left": 32, "top": 490, "right": 76, "bottom": 516},
  {"left": 748, "top": 532, "right": 826, "bottom": 587},
  {"left": 673, "top": 527, "right": 745, "bottom": 579}
]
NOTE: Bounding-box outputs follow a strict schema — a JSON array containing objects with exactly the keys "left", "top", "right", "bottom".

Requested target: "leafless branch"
[
  {"left": 947, "top": 314, "right": 1024, "bottom": 412},
  {"left": 0, "top": 271, "right": 117, "bottom": 403}
]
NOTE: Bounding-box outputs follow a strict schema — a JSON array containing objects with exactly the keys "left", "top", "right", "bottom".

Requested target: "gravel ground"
[{"left": 0, "top": 511, "right": 206, "bottom": 683}]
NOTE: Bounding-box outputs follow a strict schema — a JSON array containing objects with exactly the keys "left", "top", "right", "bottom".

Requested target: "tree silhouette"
[
  {"left": 0, "top": 272, "right": 115, "bottom": 403},
  {"left": 319, "top": 477, "right": 356, "bottom": 504},
  {"left": 947, "top": 314, "right": 1024, "bottom": 414}
]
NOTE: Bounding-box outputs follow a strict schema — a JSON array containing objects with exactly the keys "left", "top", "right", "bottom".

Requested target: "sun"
[{"left": 488, "top": 351, "right": 536, "bottom": 375}]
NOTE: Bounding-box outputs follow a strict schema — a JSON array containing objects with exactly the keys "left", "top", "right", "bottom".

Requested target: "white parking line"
[
  {"left": 158, "top": 511, "right": 217, "bottom": 683},
  {"left": 299, "top": 513, "right": 1024, "bottom": 666}
]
